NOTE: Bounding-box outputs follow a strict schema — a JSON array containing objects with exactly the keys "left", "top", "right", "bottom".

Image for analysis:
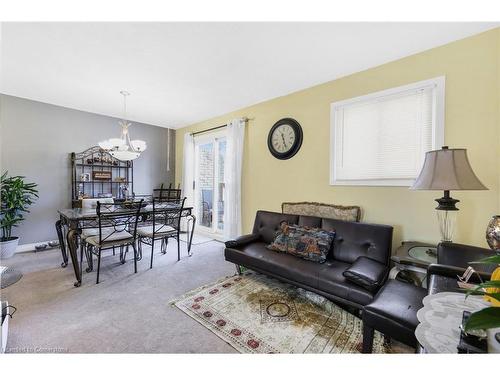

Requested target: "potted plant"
[
  {"left": 0, "top": 172, "right": 38, "bottom": 259},
  {"left": 464, "top": 254, "right": 500, "bottom": 352}
]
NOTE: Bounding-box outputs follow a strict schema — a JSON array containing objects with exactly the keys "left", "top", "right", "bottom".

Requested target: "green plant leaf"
[
  {"left": 1, "top": 171, "right": 38, "bottom": 239},
  {"left": 464, "top": 307, "right": 500, "bottom": 332},
  {"left": 470, "top": 255, "right": 500, "bottom": 265},
  {"left": 466, "top": 280, "right": 500, "bottom": 299},
  {"left": 466, "top": 289, "right": 500, "bottom": 302}
]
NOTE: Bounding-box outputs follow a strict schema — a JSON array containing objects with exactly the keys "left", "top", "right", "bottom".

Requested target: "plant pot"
[{"left": 0, "top": 237, "right": 19, "bottom": 259}]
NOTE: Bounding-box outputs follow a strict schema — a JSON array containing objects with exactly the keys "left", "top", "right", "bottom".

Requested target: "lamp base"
[
  {"left": 435, "top": 190, "right": 459, "bottom": 211},
  {"left": 436, "top": 209, "right": 457, "bottom": 243},
  {"left": 434, "top": 191, "right": 459, "bottom": 242}
]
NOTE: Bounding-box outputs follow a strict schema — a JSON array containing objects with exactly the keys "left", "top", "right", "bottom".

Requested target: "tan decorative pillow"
[{"left": 282, "top": 201, "right": 361, "bottom": 222}]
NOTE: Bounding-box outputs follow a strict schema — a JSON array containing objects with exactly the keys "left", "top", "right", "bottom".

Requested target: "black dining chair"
[
  {"left": 84, "top": 200, "right": 144, "bottom": 284},
  {"left": 137, "top": 197, "right": 186, "bottom": 268},
  {"left": 153, "top": 186, "right": 182, "bottom": 202}
]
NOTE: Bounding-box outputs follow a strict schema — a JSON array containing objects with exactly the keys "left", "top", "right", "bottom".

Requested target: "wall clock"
[{"left": 267, "top": 118, "right": 303, "bottom": 160}]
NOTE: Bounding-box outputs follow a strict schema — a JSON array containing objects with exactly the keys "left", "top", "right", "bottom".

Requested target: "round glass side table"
[
  {"left": 408, "top": 246, "right": 437, "bottom": 264},
  {"left": 389, "top": 241, "right": 438, "bottom": 287}
]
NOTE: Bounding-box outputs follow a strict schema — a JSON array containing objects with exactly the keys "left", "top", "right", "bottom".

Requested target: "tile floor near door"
[{"left": 1, "top": 241, "right": 237, "bottom": 353}]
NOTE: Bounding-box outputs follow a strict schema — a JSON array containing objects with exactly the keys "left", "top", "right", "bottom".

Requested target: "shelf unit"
[{"left": 71, "top": 146, "right": 134, "bottom": 208}]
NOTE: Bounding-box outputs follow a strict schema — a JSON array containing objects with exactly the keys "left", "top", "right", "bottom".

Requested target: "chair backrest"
[
  {"left": 151, "top": 197, "right": 186, "bottom": 236},
  {"left": 153, "top": 187, "right": 182, "bottom": 202},
  {"left": 82, "top": 198, "right": 114, "bottom": 209},
  {"left": 132, "top": 194, "right": 153, "bottom": 203},
  {"left": 96, "top": 199, "right": 144, "bottom": 245}
]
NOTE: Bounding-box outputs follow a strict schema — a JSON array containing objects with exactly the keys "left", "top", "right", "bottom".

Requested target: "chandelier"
[{"left": 98, "top": 91, "right": 147, "bottom": 161}]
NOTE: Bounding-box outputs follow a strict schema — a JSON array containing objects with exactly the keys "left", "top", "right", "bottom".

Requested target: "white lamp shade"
[
  {"left": 117, "top": 144, "right": 129, "bottom": 151},
  {"left": 109, "top": 138, "right": 126, "bottom": 148},
  {"left": 98, "top": 140, "right": 113, "bottom": 150},
  {"left": 411, "top": 147, "right": 487, "bottom": 191},
  {"left": 110, "top": 150, "right": 140, "bottom": 161},
  {"left": 131, "top": 139, "right": 147, "bottom": 152}
]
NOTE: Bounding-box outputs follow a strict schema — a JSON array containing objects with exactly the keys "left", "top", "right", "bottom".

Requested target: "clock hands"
[{"left": 281, "top": 132, "right": 287, "bottom": 149}]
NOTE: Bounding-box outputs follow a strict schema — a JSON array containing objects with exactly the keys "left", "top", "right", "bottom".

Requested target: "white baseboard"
[{"left": 15, "top": 240, "right": 59, "bottom": 254}]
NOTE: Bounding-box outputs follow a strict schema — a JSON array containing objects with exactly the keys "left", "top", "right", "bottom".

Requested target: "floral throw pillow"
[{"left": 267, "top": 223, "right": 336, "bottom": 263}]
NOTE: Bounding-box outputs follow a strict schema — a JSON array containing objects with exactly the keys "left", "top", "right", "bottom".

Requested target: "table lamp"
[{"left": 410, "top": 146, "right": 487, "bottom": 242}]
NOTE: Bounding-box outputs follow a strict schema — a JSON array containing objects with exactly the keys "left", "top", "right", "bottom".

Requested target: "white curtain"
[
  {"left": 182, "top": 132, "right": 195, "bottom": 209},
  {"left": 223, "top": 118, "right": 246, "bottom": 240}
]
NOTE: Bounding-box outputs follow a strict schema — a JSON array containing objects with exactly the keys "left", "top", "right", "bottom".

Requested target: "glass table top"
[{"left": 408, "top": 246, "right": 437, "bottom": 264}]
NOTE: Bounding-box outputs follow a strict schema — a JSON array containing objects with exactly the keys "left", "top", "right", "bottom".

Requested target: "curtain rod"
[{"left": 190, "top": 117, "right": 250, "bottom": 136}]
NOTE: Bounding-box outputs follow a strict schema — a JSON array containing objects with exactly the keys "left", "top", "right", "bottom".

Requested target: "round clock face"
[{"left": 267, "top": 118, "right": 303, "bottom": 160}]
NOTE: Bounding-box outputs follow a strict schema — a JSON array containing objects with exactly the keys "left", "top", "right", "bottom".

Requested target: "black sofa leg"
[
  {"left": 362, "top": 324, "right": 374, "bottom": 353},
  {"left": 235, "top": 264, "right": 243, "bottom": 275}
]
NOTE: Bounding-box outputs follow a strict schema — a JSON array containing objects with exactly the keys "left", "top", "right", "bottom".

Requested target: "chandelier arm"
[{"left": 127, "top": 129, "right": 139, "bottom": 152}]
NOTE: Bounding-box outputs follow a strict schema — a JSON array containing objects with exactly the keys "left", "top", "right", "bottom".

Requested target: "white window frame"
[{"left": 330, "top": 76, "right": 445, "bottom": 186}]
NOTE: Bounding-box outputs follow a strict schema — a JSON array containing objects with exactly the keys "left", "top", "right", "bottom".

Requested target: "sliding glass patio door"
[{"left": 194, "top": 131, "right": 226, "bottom": 238}]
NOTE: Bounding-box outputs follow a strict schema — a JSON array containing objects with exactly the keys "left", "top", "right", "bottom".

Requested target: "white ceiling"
[{"left": 1, "top": 22, "right": 498, "bottom": 129}]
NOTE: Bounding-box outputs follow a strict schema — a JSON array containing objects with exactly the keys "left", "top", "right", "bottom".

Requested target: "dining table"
[{"left": 55, "top": 203, "right": 195, "bottom": 287}]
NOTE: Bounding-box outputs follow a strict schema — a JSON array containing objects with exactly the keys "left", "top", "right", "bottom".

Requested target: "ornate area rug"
[{"left": 172, "top": 271, "right": 409, "bottom": 353}]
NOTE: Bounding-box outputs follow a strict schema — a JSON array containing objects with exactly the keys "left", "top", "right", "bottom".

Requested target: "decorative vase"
[
  {"left": 487, "top": 328, "right": 500, "bottom": 353},
  {"left": 486, "top": 215, "right": 500, "bottom": 251},
  {"left": 0, "top": 237, "right": 19, "bottom": 259}
]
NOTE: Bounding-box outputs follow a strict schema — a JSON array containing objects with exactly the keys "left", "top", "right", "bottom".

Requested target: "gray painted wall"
[{"left": 0, "top": 95, "right": 175, "bottom": 244}]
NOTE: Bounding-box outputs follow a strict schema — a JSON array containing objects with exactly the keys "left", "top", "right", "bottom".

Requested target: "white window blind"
[{"left": 330, "top": 77, "right": 444, "bottom": 186}]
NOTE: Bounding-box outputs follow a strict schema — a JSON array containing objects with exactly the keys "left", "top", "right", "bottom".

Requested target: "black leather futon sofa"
[{"left": 224, "top": 210, "right": 394, "bottom": 309}]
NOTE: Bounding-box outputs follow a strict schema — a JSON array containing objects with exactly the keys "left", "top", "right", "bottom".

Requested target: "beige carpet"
[
  {"left": 180, "top": 234, "right": 214, "bottom": 245},
  {"left": 173, "top": 271, "right": 411, "bottom": 354},
  {"left": 1, "top": 241, "right": 237, "bottom": 353}
]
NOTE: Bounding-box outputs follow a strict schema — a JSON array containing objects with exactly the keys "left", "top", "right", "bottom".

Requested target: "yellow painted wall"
[{"left": 176, "top": 28, "right": 500, "bottom": 249}]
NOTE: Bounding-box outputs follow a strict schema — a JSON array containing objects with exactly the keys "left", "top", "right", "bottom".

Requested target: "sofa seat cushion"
[
  {"left": 225, "top": 243, "right": 375, "bottom": 306},
  {"left": 85, "top": 231, "right": 133, "bottom": 248},
  {"left": 317, "top": 261, "right": 375, "bottom": 306},
  {"left": 81, "top": 228, "right": 113, "bottom": 239},
  {"left": 225, "top": 242, "right": 321, "bottom": 289},
  {"left": 137, "top": 224, "right": 176, "bottom": 237}
]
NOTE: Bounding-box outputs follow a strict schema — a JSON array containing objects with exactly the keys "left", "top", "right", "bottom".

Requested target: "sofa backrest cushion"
[
  {"left": 321, "top": 218, "right": 393, "bottom": 265},
  {"left": 298, "top": 215, "right": 322, "bottom": 228},
  {"left": 252, "top": 210, "right": 299, "bottom": 243}
]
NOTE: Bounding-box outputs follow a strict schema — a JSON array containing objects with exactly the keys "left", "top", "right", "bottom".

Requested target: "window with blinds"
[{"left": 330, "top": 77, "right": 445, "bottom": 186}]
